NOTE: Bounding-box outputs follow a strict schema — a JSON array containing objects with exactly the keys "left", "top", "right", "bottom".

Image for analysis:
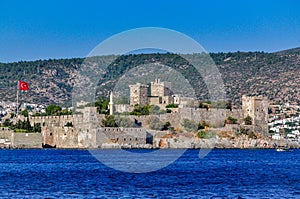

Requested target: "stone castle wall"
[
  {"left": 25, "top": 95, "right": 270, "bottom": 149},
  {"left": 98, "top": 127, "right": 147, "bottom": 147},
  {"left": 128, "top": 108, "right": 244, "bottom": 129},
  {"left": 0, "top": 128, "right": 42, "bottom": 148},
  {"left": 13, "top": 133, "right": 42, "bottom": 148},
  {"left": 34, "top": 107, "right": 148, "bottom": 148},
  {"left": 55, "top": 127, "right": 78, "bottom": 148}
]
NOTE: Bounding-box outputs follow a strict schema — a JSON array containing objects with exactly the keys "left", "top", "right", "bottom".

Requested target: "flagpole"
[
  {"left": 16, "top": 80, "right": 29, "bottom": 115},
  {"left": 16, "top": 86, "right": 19, "bottom": 115}
]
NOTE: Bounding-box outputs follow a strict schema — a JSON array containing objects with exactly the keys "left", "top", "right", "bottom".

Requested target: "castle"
[
  {"left": 0, "top": 79, "right": 269, "bottom": 149},
  {"left": 27, "top": 79, "right": 268, "bottom": 148}
]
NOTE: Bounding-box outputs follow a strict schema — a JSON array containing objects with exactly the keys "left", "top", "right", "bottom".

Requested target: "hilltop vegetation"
[{"left": 0, "top": 48, "right": 299, "bottom": 106}]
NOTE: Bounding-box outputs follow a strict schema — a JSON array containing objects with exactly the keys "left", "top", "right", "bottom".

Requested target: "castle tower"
[
  {"left": 150, "top": 78, "right": 172, "bottom": 97},
  {"left": 109, "top": 91, "right": 114, "bottom": 115},
  {"left": 129, "top": 83, "right": 148, "bottom": 106},
  {"left": 242, "top": 95, "right": 269, "bottom": 134},
  {"left": 150, "top": 78, "right": 173, "bottom": 105}
]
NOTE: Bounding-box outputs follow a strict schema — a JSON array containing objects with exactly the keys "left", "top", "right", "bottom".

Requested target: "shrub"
[
  {"left": 130, "top": 104, "right": 151, "bottom": 115},
  {"left": 14, "top": 129, "right": 28, "bottom": 133},
  {"left": 243, "top": 115, "right": 252, "bottom": 125},
  {"left": 225, "top": 116, "right": 238, "bottom": 124},
  {"left": 115, "top": 116, "right": 133, "bottom": 127},
  {"left": 197, "top": 131, "right": 216, "bottom": 139},
  {"left": 197, "top": 131, "right": 206, "bottom": 138},
  {"left": 162, "top": 121, "right": 171, "bottom": 131},
  {"left": 182, "top": 118, "right": 198, "bottom": 132},
  {"left": 101, "top": 115, "right": 117, "bottom": 127},
  {"left": 166, "top": 103, "right": 177, "bottom": 108},
  {"left": 147, "top": 116, "right": 164, "bottom": 130},
  {"left": 198, "top": 121, "right": 210, "bottom": 130}
]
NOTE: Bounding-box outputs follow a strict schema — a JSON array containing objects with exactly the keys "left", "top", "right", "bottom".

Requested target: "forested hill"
[{"left": 0, "top": 48, "right": 299, "bottom": 106}]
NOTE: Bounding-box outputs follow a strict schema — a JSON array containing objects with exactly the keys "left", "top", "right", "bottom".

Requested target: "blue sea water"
[{"left": 0, "top": 149, "right": 299, "bottom": 198}]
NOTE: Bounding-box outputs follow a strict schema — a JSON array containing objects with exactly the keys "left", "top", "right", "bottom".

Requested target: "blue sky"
[{"left": 0, "top": 0, "right": 300, "bottom": 62}]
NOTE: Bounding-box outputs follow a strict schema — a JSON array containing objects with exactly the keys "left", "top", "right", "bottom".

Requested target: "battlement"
[{"left": 102, "top": 127, "right": 146, "bottom": 133}]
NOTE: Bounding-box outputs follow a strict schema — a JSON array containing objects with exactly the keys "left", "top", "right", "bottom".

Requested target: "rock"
[{"left": 159, "top": 139, "right": 167, "bottom": 148}]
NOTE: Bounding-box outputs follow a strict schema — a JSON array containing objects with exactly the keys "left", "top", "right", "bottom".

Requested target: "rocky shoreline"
[
  {"left": 100, "top": 135, "right": 300, "bottom": 149},
  {"left": 1, "top": 131, "right": 299, "bottom": 149}
]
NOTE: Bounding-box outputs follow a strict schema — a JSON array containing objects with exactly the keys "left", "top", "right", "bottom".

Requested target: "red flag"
[{"left": 18, "top": 80, "right": 29, "bottom": 91}]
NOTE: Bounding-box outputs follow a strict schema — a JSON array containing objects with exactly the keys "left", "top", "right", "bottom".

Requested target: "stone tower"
[
  {"left": 129, "top": 83, "right": 148, "bottom": 106},
  {"left": 242, "top": 95, "right": 269, "bottom": 134},
  {"left": 150, "top": 78, "right": 173, "bottom": 104},
  {"left": 75, "top": 107, "right": 99, "bottom": 148},
  {"left": 150, "top": 78, "right": 172, "bottom": 97}
]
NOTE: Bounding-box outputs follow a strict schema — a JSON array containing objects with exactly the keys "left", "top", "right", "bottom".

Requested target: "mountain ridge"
[{"left": 0, "top": 48, "right": 299, "bottom": 106}]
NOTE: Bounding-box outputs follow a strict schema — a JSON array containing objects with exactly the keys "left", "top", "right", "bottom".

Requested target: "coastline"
[{"left": 3, "top": 139, "right": 299, "bottom": 150}]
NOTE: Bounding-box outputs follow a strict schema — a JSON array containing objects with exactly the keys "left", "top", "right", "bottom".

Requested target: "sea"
[{"left": 0, "top": 149, "right": 299, "bottom": 198}]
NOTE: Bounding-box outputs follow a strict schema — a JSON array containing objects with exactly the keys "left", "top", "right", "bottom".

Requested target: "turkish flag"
[{"left": 18, "top": 80, "right": 29, "bottom": 91}]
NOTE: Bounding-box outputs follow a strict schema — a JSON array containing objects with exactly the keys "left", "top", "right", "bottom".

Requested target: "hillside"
[{"left": 0, "top": 48, "right": 299, "bottom": 107}]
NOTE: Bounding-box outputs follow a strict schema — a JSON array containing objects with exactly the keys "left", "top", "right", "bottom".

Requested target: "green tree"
[
  {"left": 15, "top": 119, "right": 23, "bottom": 129},
  {"left": 101, "top": 115, "right": 117, "bottom": 127},
  {"left": 95, "top": 97, "right": 109, "bottom": 114},
  {"left": 33, "top": 123, "right": 41, "bottom": 132},
  {"left": 46, "top": 104, "right": 62, "bottom": 116},
  {"left": 243, "top": 115, "right": 252, "bottom": 125},
  {"left": 12, "top": 118, "right": 33, "bottom": 132},
  {"left": 21, "top": 110, "right": 28, "bottom": 117},
  {"left": 3, "top": 119, "right": 12, "bottom": 127},
  {"left": 23, "top": 118, "right": 32, "bottom": 132}
]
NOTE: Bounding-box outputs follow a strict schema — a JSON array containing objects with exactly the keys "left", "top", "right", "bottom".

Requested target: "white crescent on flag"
[{"left": 18, "top": 80, "right": 29, "bottom": 91}]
